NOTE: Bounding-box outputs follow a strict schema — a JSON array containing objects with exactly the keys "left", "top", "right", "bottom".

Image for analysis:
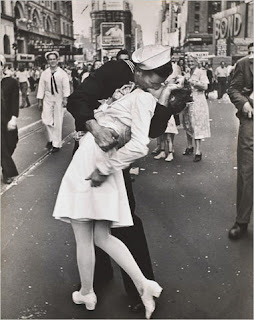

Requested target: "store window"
[
  {"left": 3, "top": 35, "right": 10, "bottom": 54},
  {"left": 53, "top": 2, "right": 57, "bottom": 10}
]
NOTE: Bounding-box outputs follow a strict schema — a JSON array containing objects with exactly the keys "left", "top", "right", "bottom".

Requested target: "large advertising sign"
[
  {"left": 106, "top": 0, "right": 124, "bottom": 10},
  {"left": 101, "top": 22, "right": 124, "bottom": 46},
  {"left": 213, "top": 4, "right": 246, "bottom": 40}
]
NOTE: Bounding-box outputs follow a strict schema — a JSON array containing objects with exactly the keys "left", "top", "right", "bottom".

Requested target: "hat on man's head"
[
  {"left": 132, "top": 45, "right": 171, "bottom": 70},
  {"left": 45, "top": 51, "right": 59, "bottom": 60}
]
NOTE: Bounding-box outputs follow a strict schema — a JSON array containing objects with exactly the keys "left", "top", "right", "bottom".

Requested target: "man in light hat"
[
  {"left": 37, "top": 51, "right": 70, "bottom": 152},
  {"left": 1, "top": 54, "right": 20, "bottom": 184},
  {"left": 67, "top": 44, "right": 184, "bottom": 312}
]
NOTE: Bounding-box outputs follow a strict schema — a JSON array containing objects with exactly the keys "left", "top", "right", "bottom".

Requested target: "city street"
[{"left": 1, "top": 93, "right": 253, "bottom": 319}]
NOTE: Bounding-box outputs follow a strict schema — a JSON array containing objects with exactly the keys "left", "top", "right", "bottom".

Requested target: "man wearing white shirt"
[
  {"left": 37, "top": 51, "right": 70, "bottom": 153},
  {"left": 215, "top": 61, "right": 228, "bottom": 99},
  {"left": 16, "top": 65, "right": 30, "bottom": 108}
]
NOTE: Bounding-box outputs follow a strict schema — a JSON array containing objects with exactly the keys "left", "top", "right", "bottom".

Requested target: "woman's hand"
[
  {"left": 158, "top": 83, "right": 179, "bottom": 106},
  {"left": 85, "top": 169, "right": 108, "bottom": 187}
]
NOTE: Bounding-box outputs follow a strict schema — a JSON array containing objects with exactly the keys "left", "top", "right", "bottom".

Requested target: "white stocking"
[
  {"left": 94, "top": 220, "right": 146, "bottom": 294},
  {"left": 71, "top": 220, "right": 95, "bottom": 295}
]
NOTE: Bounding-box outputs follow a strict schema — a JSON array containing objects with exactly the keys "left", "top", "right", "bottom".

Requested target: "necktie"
[{"left": 51, "top": 71, "right": 58, "bottom": 95}]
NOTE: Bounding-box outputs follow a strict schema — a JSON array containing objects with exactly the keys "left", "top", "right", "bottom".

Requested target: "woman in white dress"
[
  {"left": 53, "top": 45, "right": 175, "bottom": 319},
  {"left": 182, "top": 55, "right": 211, "bottom": 162}
]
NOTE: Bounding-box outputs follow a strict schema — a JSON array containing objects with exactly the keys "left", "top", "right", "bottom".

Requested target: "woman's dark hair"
[
  {"left": 152, "top": 61, "right": 173, "bottom": 79},
  {"left": 116, "top": 49, "right": 130, "bottom": 60},
  {"left": 19, "top": 65, "right": 25, "bottom": 72},
  {"left": 92, "top": 60, "right": 101, "bottom": 71}
]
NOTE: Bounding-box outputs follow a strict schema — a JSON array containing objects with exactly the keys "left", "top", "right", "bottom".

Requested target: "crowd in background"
[{"left": 3, "top": 50, "right": 235, "bottom": 112}]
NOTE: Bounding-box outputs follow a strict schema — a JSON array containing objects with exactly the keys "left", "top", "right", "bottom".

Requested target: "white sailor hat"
[
  {"left": 45, "top": 51, "right": 59, "bottom": 60},
  {"left": 132, "top": 45, "right": 171, "bottom": 70}
]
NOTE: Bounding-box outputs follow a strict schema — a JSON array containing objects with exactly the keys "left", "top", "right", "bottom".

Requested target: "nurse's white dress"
[{"left": 53, "top": 88, "right": 156, "bottom": 228}]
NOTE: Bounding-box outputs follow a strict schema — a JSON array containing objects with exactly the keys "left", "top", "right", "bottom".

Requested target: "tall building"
[
  {"left": 1, "top": 1, "right": 75, "bottom": 67},
  {"left": 1, "top": 1, "right": 16, "bottom": 66},
  {"left": 131, "top": 20, "right": 143, "bottom": 52},
  {"left": 90, "top": 0, "right": 138, "bottom": 60},
  {"left": 178, "top": 0, "right": 222, "bottom": 58}
]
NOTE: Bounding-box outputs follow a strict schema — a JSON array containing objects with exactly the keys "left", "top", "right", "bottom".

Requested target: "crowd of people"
[{"left": 1, "top": 42, "right": 253, "bottom": 319}]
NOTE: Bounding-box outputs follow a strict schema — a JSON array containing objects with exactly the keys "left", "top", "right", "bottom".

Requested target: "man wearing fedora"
[
  {"left": 37, "top": 51, "right": 70, "bottom": 153},
  {"left": 67, "top": 45, "right": 184, "bottom": 312}
]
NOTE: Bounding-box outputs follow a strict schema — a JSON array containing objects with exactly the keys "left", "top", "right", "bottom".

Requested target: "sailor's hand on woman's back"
[{"left": 86, "top": 119, "right": 119, "bottom": 152}]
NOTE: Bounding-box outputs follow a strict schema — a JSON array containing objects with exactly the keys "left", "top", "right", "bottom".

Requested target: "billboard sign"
[
  {"left": 106, "top": 0, "right": 124, "bottom": 10},
  {"left": 101, "top": 22, "right": 124, "bottom": 46},
  {"left": 213, "top": 3, "right": 246, "bottom": 40}
]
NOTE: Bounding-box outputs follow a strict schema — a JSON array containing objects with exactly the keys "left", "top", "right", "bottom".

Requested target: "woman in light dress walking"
[{"left": 182, "top": 55, "right": 211, "bottom": 162}]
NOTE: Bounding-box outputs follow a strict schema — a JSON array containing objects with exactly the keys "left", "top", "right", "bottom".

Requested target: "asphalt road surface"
[{"left": 1, "top": 93, "right": 253, "bottom": 319}]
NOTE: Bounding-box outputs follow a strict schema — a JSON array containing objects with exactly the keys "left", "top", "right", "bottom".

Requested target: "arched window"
[
  {"left": 46, "top": 16, "right": 53, "bottom": 32},
  {"left": 14, "top": 2, "right": 24, "bottom": 19},
  {"left": 43, "top": 16, "right": 46, "bottom": 29},
  {"left": 3, "top": 35, "right": 11, "bottom": 54},
  {"left": 32, "top": 9, "right": 40, "bottom": 27}
]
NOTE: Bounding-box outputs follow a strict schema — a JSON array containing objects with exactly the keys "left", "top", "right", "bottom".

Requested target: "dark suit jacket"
[
  {"left": 67, "top": 59, "right": 173, "bottom": 138},
  {"left": 228, "top": 56, "right": 253, "bottom": 118},
  {"left": 1, "top": 76, "right": 19, "bottom": 126}
]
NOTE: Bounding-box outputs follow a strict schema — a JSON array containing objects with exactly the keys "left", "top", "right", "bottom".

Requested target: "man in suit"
[
  {"left": 1, "top": 55, "right": 20, "bottom": 184},
  {"left": 227, "top": 42, "right": 253, "bottom": 240},
  {"left": 67, "top": 46, "right": 180, "bottom": 312}
]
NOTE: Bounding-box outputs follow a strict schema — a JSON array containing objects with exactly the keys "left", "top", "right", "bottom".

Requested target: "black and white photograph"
[{"left": 1, "top": 0, "right": 253, "bottom": 319}]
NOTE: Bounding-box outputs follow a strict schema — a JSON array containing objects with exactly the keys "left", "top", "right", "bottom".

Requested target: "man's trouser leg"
[
  {"left": 217, "top": 78, "right": 223, "bottom": 99},
  {"left": 1, "top": 127, "right": 18, "bottom": 179},
  {"left": 20, "top": 82, "right": 28, "bottom": 107},
  {"left": 52, "top": 101, "right": 64, "bottom": 148},
  {"left": 221, "top": 77, "right": 227, "bottom": 97},
  {"left": 236, "top": 118, "right": 253, "bottom": 224},
  {"left": 112, "top": 169, "right": 154, "bottom": 302}
]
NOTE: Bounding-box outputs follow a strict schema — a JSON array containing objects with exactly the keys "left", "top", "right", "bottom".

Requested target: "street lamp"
[{"left": 12, "top": 42, "right": 18, "bottom": 69}]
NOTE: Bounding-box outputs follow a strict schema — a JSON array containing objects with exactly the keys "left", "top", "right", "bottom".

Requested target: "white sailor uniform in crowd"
[{"left": 37, "top": 66, "right": 70, "bottom": 148}]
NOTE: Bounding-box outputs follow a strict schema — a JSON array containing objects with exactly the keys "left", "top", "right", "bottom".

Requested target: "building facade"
[
  {"left": 90, "top": 0, "right": 141, "bottom": 60},
  {"left": 213, "top": 0, "right": 253, "bottom": 62},
  {"left": 1, "top": 1, "right": 16, "bottom": 66},
  {"left": 178, "top": 0, "right": 222, "bottom": 59},
  {"left": 156, "top": 0, "right": 180, "bottom": 48},
  {"left": 1, "top": 0, "right": 75, "bottom": 67}
]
